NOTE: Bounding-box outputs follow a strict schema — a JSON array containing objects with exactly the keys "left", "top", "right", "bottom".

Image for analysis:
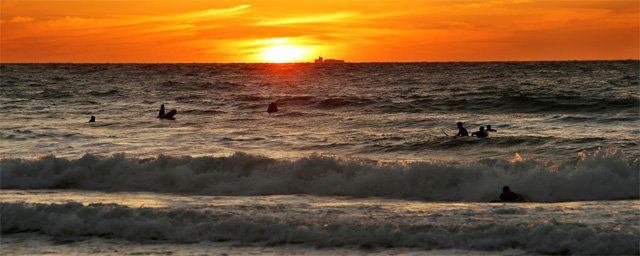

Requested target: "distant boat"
[{"left": 314, "top": 56, "right": 344, "bottom": 63}]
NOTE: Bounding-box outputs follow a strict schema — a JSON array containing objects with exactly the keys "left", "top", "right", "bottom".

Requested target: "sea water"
[{"left": 1, "top": 61, "right": 638, "bottom": 255}]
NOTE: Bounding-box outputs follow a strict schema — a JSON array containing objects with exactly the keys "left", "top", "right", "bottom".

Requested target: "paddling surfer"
[
  {"left": 472, "top": 126, "right": 488, "bottom": 137},
  {"left": 158, "top": 104, "right": 177, "bottom": 119},
  {"left": 500, "top": 186, "right": 523, "bottom": 202},
  {"left": 455, "top": 122, "right": 468, "bottom": 137},
  {"left": 267, "top": 102, "right": 278, "bottom": 113}
]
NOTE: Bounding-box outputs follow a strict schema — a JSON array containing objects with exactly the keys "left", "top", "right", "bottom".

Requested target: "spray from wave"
[{"left": 1, "top": 149, "right": 637, "bottom": 202}]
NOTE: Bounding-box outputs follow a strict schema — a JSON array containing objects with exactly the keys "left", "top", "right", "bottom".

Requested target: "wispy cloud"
[
  {"left": 457, "top": 0, "right": 531, "bottom": 8},
  {"left": 252, "top": 9, "right": 422, "bottom": 29},
  {"left": 9, "top": 16, "right": 34, "bottom": 23},
  {"left": 359, "top": 10, "right": 422, "bottom": 19},
  {"left": 36, "top": 5, "right": 251, "bottom": 30},
  {"left": 253, "top": 11, "right": 359, "bottom": 26},
  {"left": 138, "top": 4, "right": 251, "bottom": 23},
  {"left": 251, "top": 38, "right": 291, "bottom": 45},
  {"left": 1, "top": 16, "right": 34, "bottom": 24}
]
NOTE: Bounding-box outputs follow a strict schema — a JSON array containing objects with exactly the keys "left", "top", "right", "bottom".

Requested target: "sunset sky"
[{"left": 1, "top": 0, "right": 638, "bottom": 63}]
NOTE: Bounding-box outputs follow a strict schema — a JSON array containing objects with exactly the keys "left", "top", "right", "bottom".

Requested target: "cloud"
[
  {"left": 359, "top": 10, "right": 422, "bottom": 20},
  {"left": 9, "top": 16, "right": 34, "bottom": 23},
  {"left": 457, "top": 0, "right": 531, "bottom": 8},
  {"left": 140, "top": 4, "right": 251, "bottom": 23},
  {"left": 37, "top": 5, "right": 251, "bottom": 30},
  {"left": 251, "top": 38, "right": 291, "bottom": 45},
  {"left": 252, "top": 9, "right": 422, "bottom": 29},
  {"left": 253, "top": 11, "right": 359, "bottom": 26}
]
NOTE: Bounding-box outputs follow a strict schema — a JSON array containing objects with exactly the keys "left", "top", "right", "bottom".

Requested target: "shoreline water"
[{"left": 2, "top": 190, "right": 638, "bottom": 255}]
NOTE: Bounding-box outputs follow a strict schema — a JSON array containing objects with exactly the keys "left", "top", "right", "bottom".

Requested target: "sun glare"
[{"left": 259, "top": 45, "right": 306, "bottom": 63}]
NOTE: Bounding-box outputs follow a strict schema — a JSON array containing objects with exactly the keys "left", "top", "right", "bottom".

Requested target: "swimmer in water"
[
  {"left": 158, "top": 104, "right": 165, "bottom": 118},
  {"left": 500, "top": 186, "right": 523, "bottom": 201},
  {"left": 267, "top": 102, "right": 278, "bottom": 113},
  {"left": 472, "top": 126, "right": 488, "bottom": 137},
  {"left": 455, "top": 122, "right": 468, "bottom": 137}
]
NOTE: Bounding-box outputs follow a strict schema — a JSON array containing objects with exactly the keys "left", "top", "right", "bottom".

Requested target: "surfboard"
[
  {"left": 161, "top": 109, "right": 177, "bottom": 120},
  {"left": 441, "top": 129, "right": 449, "bottom": 136},
  {"left": 489, "top": 199, "right": 525, "bottom": 203}
]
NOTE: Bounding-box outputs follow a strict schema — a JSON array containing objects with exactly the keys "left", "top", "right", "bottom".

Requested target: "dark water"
[
  {"left": 2, "top": 61, "right": 638, "bottom": 201},
  {"left": 1, "top": 61, "right": 638, "bottom": 161}
]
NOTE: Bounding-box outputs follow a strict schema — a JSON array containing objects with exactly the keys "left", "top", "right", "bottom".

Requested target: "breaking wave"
[
  {"left": 1, "top": 149, "right": 637, "bottom": 202},
  {"left": 2, "top": 202, "right": 637, "bottom": 255}
]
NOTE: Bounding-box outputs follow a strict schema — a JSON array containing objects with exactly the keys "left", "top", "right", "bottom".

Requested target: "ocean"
[{"left": 1, "top": 61, "right": 638, "bottom": 255}]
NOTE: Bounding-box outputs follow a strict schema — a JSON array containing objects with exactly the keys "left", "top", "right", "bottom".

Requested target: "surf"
[{"left": 1, "top": 148, "right": 637, "bottom": 202}]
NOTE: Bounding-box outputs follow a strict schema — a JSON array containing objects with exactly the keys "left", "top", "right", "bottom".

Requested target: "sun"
[{"left": 259, "top": 45, "right": 306, "bottom": 63}]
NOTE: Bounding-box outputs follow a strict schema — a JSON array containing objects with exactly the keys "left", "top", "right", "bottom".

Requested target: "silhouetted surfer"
[
  {"left": 267, "top": 102, "right": 278, "bottom": 113},
  {"left": 158, "top": 104, "right": 165, "bottom": 118},
  {"left": 472, "top": 126, "right": 488, "bottom": 137},
  {"left": 158, "top": 104, "right": 177, "bottom": 119},
  {"left": 89, "top": 116, "right": 95, "bottom": 122},
  {"left": 455, "top": 122, "right": 468, "bottom": 137},
  {"left": 486, "top": 125, "right": 497, "bottom": 132},
  {"left": 500, "top": 186, "right": 523, "bottom": 202}
]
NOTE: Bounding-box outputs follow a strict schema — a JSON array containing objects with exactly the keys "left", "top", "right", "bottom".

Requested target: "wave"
[
  {"left": 174, "top": 95, "right": 204, "bottom": 102},
  {"left": 362, "top": 136, "right": 555, "bottom": 153},
  {"left": 317, "top": 97, "right": 377, "bottom": 109},
  {"left": 2, "top": 201, "right": 637, "bottom": 254},
  {"left": 1, "top": 149, "right": 637, "bottom": 202},
  {"left": 512, "top": 96, "right": 639, "bottom": 113},
  {"left": 180, "top": 109, "right": 226, "bottom": 115},
  {"left": 1, "top": 129, "right": 98, "bottom": 141},
  {"left": 338, "top": 94, "right": 639, "bottom": 114},
  {"left": 422, "top": 95, "right": 640, "bottom": 114},
  {"left": 275, "top": 96, "right": 315, "bottom": 104},
  {"left": 233, "top": 95, "right": 381, "bottom": 111},
  {"left": 237, "top": 95, "right": 266, "bottom": 101},
  {"left": 35, "top": 89, "right": 73, "bottom": 99},
  {"left": 159, "top": 80, "right": 184, "bottom": 87},
  {"left": 195, "top": 81, "right": 244, "bottom": 90},
  {"left": 87, "top": 89, "right": 119, "bottom": 97}
]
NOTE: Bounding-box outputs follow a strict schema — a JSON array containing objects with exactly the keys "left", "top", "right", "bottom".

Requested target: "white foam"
[
  {"left": 1, "top": 201, "right": 638, "bottom": 255},
  {"left": 1, "top": 149, "right": 638, "bottom": 202}
]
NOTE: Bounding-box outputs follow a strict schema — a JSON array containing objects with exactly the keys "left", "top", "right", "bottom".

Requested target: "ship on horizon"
[{"left": 314, "top": 56, "right": 345, "bottom": 63}]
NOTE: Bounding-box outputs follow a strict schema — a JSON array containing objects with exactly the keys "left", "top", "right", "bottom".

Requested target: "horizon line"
[{"left": 1, "top": 59, "right": 638, "bottom": 64}]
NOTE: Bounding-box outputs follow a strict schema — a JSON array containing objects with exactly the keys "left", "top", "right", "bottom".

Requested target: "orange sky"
[{"left": 1, "top": 0, "right": 638, "bottom": 63}]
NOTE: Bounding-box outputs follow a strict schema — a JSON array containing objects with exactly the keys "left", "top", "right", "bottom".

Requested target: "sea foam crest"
[
  {"left": 2, "top": 202, "right": 638, "bottom": 255},
  {"left": 1, "top": 149, "right": 638, "bottom": 202}
]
